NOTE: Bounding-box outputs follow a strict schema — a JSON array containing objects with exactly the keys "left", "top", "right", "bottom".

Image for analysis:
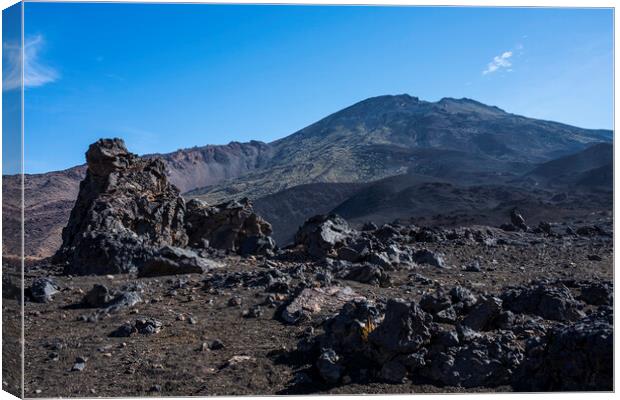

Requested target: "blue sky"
[{"left": 7, "top": 4, "right": 615, "bottom": 173}]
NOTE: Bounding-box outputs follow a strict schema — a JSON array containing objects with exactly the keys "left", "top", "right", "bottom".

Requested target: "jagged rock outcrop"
[
  {"left": 53, "top": 139, "right": 278, "bottom": 275},
  {"left": 53, "top": 138, "right": 188, "bottom": 275},
  {"left": 185, "top": 198, "right": 275, "bottom": 255}
]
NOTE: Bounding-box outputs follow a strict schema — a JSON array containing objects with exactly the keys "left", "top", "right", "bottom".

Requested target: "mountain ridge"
[{"left": 3, "top": 94, "right": 613, "bottom": 258}]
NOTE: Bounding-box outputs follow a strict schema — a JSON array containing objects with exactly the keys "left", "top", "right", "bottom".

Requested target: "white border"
[{"left": 0, "top": 1, "right": 616, "bottom": 400}]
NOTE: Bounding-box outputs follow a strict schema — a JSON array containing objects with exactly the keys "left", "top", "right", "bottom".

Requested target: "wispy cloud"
[
  {"left": 482, "top": 50, "right": 513, "bottom": 75},
  {"left": 3, "top": 34, "right": 58, "bottom": 91}
]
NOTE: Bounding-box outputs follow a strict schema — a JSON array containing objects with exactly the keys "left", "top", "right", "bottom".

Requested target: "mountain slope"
[
  {"left": 192, "top": 94, "right": 610, "bottom": 202},
  {"left": 521, "top": 142, "right": 613, "bottom": 188}
]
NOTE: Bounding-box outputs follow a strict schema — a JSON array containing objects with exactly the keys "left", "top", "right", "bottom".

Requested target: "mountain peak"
[{"left": 437, "top": 97, "right": 506, "bottom": 114}]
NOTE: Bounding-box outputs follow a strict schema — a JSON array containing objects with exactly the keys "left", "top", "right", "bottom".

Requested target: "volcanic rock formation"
[
  {"left": 53, "top": 138, "right": 275, "bottom": 275},
  {"left": 53, "top": 138, "right": 188, "bottom": 275}
]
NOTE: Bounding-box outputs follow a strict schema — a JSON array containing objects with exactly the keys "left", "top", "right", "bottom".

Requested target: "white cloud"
[
  {"left": 482, "top": 50, "right": 513, "bottom": 75},
  {"left": 3, "top": 34, "right": 58, "bottom": 91}
]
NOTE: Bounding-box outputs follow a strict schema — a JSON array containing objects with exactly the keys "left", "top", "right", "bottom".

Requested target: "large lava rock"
[
  {"left": 53, "top": 138, "right": 188, "bottom": 275},
  {"left": 369, "top": 299, "right": 433, "bottom": 361},
  {"left": 514, "top": 312, "right": 613, "bottom": 391},
  {"left": 185, "top": 198, "right": 275, "bottom": 255},
  {"left": 501, "top": 283, "right": 585, "bottom": 322},
  {"left": 294, "top": 214, "right": 352, "bottom": 258}
]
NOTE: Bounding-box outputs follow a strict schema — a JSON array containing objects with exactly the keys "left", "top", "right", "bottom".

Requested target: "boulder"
[
  {"left": 579, "top": 281, "right": 613, "bottom": 306},
  {"left": 54, "top": 138, "right": 187, "bottom": 275},
  {"left": 294, "top": 214, "right": 352, "bottom": 258},
  {"left": 316, "top": 349, "right": 343, "bottom": 384},
  {"left": 514, "top": 313, "right": 612, "bottom": 391},
  {"left": 501, "top": 284, "right": 585, "bottom": 322},
  {"left": 82, "top": 284, "right": 142, "bottom": 312},
  {"left": 82, "top": 284, "right": 113, "bottom": 307},
  {"left": 412, "top": 249, "right": 446, "bottom": 268},
  {"left": 342, "top": 264, "right": 390, "bottom": 286},
  {"left": 369, "top": 299, "right": 432, "bottom": 361},
  {"left": 185, "top": 198, "right": 276, "bottom": 255},
  {"left": 510, "top": 208, "right": 528, "bottom": 231},
  {"left": 461, "top": 296, "right": 504, "bottom": 331},
  {"left": 422, "top": 331, "right": 523, "bottom": 388},
  {"left": 138, "top": 246, "right": 221, "bottom": 277},
  {"left": 27, "top": 278, "right": 59, "bottom": 303},
  {"left": 318, "top": 299, "right": 381, "bottom": 354},
  {"left": 281, "top": 286, "right": 364, "bottom": 324}
]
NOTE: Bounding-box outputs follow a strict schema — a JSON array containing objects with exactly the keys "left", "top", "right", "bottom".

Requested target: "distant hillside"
[
  {"left": 193, "top": 94, "right": 611, "bottom": 202},
  {"left": 521, "top": 142, "right": 613, "bottom": 188}
]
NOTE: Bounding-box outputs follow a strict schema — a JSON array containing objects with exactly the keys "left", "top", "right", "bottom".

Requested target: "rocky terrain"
[{"left": 2, "top": 138, "right": 614, "bottom": 396}]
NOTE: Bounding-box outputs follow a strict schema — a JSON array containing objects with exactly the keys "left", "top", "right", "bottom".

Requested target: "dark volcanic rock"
[
  {"left": 135, "top": 318, "right": 163, "bottom": 335},
  {"left": 369, "top": 299, "right": 432, "bottom": 361},
  {"left": 282, "top": 286, "right": 363, "bottom": 325},
  {"left": 412, "top": 249, "right": 446, "bottom": 268},
  {"left": 579, "top": 281, "right": 613, "bottom": 306},
  {"left": 342, "top": 264, "right": 390, "bottom": 286},
  {"left": 510, "top": 208, "right": 528, "bottom": 231},
  {"left": 27, "top": 278, "right": 59, "bottom": 303},
  {"left": 104, "top": 291, "right": 142, "bottom": 313},
  {"left": 301, "top": 280, "right": 610, "bottom": 390},
  {"left": 82, "top": 284, "right": 113, "bottom": 307},
  {"left": 422, "top": 331, "right": 523, "bottom": 388},
  {"left": 461, "top": 296, "right": 503, "bottom": 331},
  {"left": 54, "top": 138, "right": 188, "bottom": 275},
  {"left": 138, "top": 246, "right": 221, "bottom": 277},
  {"left": 294, "top": 214, "right": 352, "bottom": 258},
  {"left": 501, "top": 283, "right": 585, "bottom": 322},
  {"left": 82, "top": 284, "right": 142, "bottom": 312},
  {"left": 185, "top": 198, "right": 275, "bottom": 255},
  {"left": 110, "top": 317, "right": 162, "bottom": 337},
  {"left": 514, "top": 314, "right": 612, "bottom": 391},
  {"left": 319, "top": 299, "right": 382, "bottom": 356}
]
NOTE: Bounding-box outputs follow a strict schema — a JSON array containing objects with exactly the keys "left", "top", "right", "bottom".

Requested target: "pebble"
[{"left": 71, "top": 356, "right": 87, "bottom": 372}]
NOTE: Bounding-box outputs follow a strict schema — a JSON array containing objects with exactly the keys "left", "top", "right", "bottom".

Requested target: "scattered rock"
[
  {"left": 461, "top": 296, "right": 503, "bottom": 331},
  {"left": 82, "top": 284, "right": 112, "bottom": 307},
  {"left": 342, "top": 264, "right": 390, "bottom": 286},
  {"left": 138, "top": 246, "right": 221, "bottom": 277},
  {"left": 71, "top": 357, "right": 87, "bottom": 372},
  {"left": 209, "top": 339, "right": 225, "bottom": 350},
  {"left": 281, "top": 286, "right": 364, "bottom": 324},
  {"left": 27, "top": 278, "right": 59, "bottom": 303},
  {"left": 316, "top": 349, "right": 343, "bottom": 384},
  {"left": 579, "top": 282, "right": 613, "bottom": 306},
  {"left": 462, "top": 261, "right": 481, "bottom": 272},
  {"left": 510, "top": 208, "right": 528, "bottom": 231},
  {"left": 412, "top": 249, "right": 446, "bottom": 268},
  {"left": 242, "top": 305, "right": 263, "bottom": 319},
  {"left": 369, "top": 299, "right": 432, "bottom": 360}
]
